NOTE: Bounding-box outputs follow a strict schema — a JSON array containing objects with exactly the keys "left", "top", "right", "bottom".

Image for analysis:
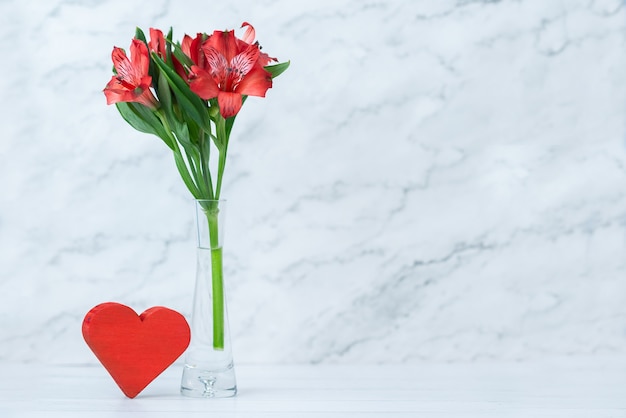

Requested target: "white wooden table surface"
[{"left": 1, "top": 357, "right": 625, "bottom": 417}]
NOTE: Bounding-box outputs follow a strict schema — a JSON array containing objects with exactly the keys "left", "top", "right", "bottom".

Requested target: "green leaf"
[
  {"left": 151, "top": 52, "right": 211, "bottom": 132},
  {"left": 115, "top": 102, "right": 175, "bottom": 150},
  {"left": 157, "top": 71, "right": 172, "bottom": 116},
  {"left": 173, "top": 150, "right": 201, "bottom": 198},
  {"left": 165, "top": 27, "right": 174, "bottom": 67},
  {"left": 170, "top": 41, "right": 194, "bottom": 68},
  {"left": 171, "top": 118, "right": 195, "bottom": 152},
  {"left": 165, "top": 115, "right": 212, "bottom": 197},
  {"left": 265, "top": 61, "right": 290, "bottom": 79},
  {"left": 134, "top": 27, "right": 147, "bottom": 44}
]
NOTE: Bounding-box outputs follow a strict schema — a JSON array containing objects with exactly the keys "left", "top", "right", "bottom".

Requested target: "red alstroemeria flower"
[
  {"left": 104, "top": 39, "right": 158, "bottom": 109},
  {"left": 188, "top": 23, "right": 274, "bottom": 119}
]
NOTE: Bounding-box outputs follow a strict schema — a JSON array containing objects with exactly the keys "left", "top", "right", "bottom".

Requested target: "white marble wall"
[{"left": 0, "top": 0, "right": 625, "bottom": 365}]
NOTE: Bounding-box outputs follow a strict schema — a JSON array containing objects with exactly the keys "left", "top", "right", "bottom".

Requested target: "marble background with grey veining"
[{"left": 0, "top": 0, "right": 625, "bottom": 365}]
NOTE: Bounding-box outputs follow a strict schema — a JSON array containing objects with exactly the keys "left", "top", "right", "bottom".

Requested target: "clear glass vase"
[{"left": 181, "top": 199, "right": 237, "bottom": 398}]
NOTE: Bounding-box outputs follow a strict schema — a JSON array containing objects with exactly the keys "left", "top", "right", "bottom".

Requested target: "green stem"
[
  {"left": 206, "top": 208, "right": 224, "bottom": 350},
  {"left": 214, "top": 116, "right": 229, "bottom": 200}
]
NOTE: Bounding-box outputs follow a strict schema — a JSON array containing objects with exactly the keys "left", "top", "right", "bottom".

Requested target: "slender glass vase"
[{"left": 181, "top": 199, "right": 237, "bottom": 398}]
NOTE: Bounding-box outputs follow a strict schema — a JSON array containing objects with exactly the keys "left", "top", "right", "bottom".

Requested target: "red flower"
[
  {"left": 188, "top": 23, "right": 274, "bottom": 119},
  {"left": 103, "top": 39, "right": 157, "bottom": 109}
]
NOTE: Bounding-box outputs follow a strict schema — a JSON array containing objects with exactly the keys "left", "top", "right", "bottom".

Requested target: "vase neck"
[{"left": 195, "top": 200, "right": 226, "bottom": 249}]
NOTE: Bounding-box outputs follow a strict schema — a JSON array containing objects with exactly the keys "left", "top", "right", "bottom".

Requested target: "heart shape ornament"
[{"left": 82, "top": 302, "right": 191, "bottom": 398}]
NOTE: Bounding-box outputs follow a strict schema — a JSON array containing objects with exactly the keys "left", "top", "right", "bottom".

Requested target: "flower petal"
[
  {"left": 202, "top": 46, "right": 228, "bottom": 80},
  {"left": 129, "top": 39, "right": 150, "bottom": 80},
  {"left": 104, "top": 86, "right": 136, "bottom": 104},
  {"left": 173, "top": 57, "right": 187, "bottom": 80},
  {"left": 235, "top": 65, "right": 272, "bottom": 97},
  {"left": 240, "top": 22, "right": 255, "bottom": 44},
  {"left": 206, "top": 30, "right": 239, "bottom": 62},
  {"left": 134, "top": 81, "right": 158, "bottom": 108},
  {"left": 111, "top": 47, "right": 138, "bottom": 86},
  {"left": 259, "top": 51, "right": 278, "bottom": 67},
  {"left": 231, "top": 44, "right": 260, "bottom": 78},
  {"left": 104, "top": 77, "right": 132, "bottom": 104},
  {"left": 189, "top": 66, "right": 220, "bottom": 100},
  {"left": 217, "top": 91, "right": 243, "bottom": 118},
  {"left": 181, "top": 34, "right": 194, "bottom": 57},
  {"left": 186, "top": 33, "right": 205, "bottom": 67},
  {"left": 149, "top": 28, "right": 166, "bottom": 58}
]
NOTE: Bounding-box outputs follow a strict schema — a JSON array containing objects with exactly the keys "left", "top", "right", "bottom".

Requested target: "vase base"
[{"left": 180, "top": 363, "right": 237, "bottom": 398}]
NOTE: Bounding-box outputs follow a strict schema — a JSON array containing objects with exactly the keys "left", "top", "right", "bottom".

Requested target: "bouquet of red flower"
[
  {"left": 104, "top": 22, "right": 288, "bottom": 201},
  {"left": 102, "top": 23, "right": 288, "bottom": 360}
]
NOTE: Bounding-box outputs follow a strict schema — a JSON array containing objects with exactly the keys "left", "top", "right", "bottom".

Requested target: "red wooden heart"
[{"left": 82, "top": 302, "right": 191, "bottom": 398}]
